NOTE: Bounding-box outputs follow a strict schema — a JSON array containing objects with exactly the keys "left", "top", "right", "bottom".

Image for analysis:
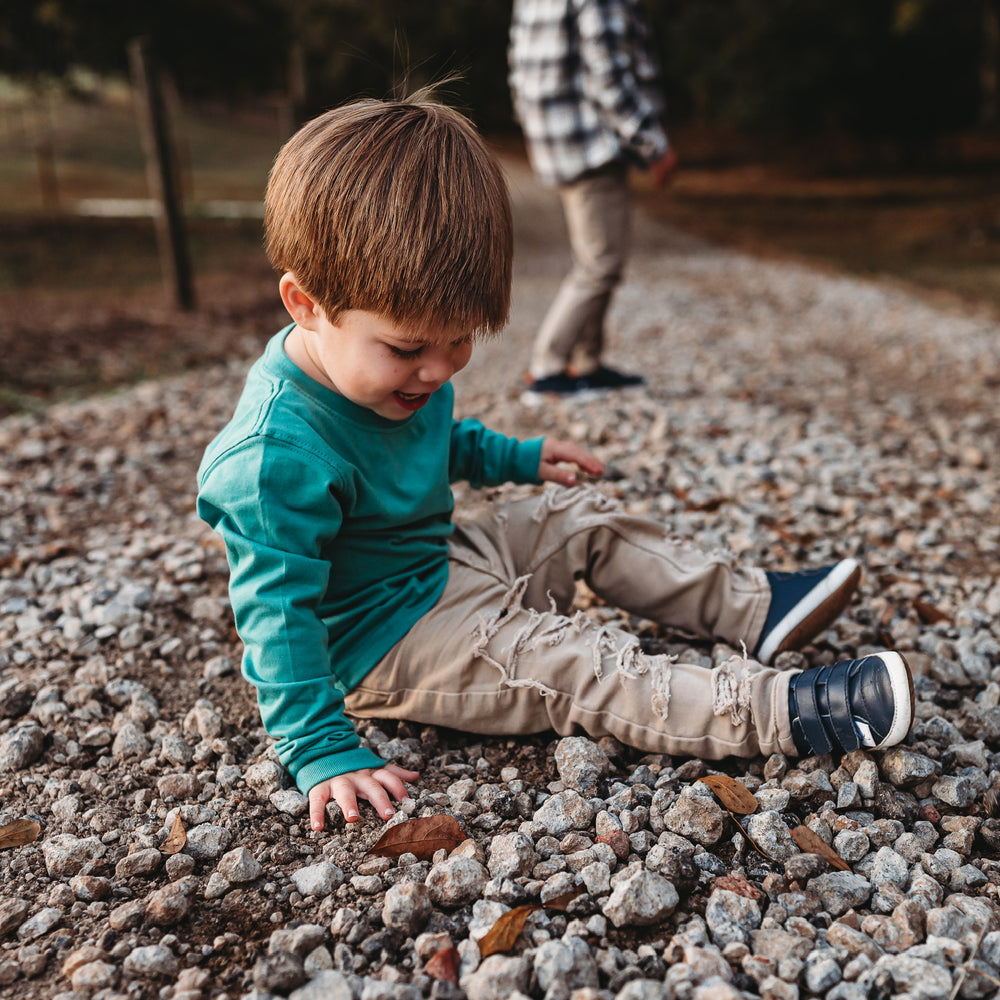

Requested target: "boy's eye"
[{"left": 388, "top": 344, "right": 423, "bottom": 359}]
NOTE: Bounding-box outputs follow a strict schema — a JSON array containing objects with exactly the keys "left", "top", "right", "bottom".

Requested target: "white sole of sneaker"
[
  {"left": 758, "top": 557, "right": 861, "bottom": 663},
  {"left": 867, "top": 650, "right": 914, "bottom": 750},
  {"left": 520, "top": 388, "right": 608, "bottom": 407}
]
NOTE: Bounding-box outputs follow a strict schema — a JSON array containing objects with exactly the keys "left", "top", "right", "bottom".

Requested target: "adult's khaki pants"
[
  {"left": 529, "top": 165, "right": 631, "bottom": 380},
  {"left": 346, "top": 488, "right": 799, "bottom": 760}
]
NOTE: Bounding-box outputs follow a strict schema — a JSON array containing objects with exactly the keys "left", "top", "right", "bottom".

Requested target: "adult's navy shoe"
[
  {"left": 527, "top": 372, "right": 586, "bottom": 395},
  {"left": 788, "top": 652, "right": 914, "bottom": 756},
  {"left": 522, "top": 366, "right": 644, "bottom": 402},
  {"left": 756, "top": 558, "right": 861, "bottom": 664},
  {"left": 574, "top": 365, "right": 645, "bottom": 390}
]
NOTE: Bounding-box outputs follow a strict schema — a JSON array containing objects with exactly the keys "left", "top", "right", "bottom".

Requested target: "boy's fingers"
[
  {"left": 386, "top": 763, "right": 421, "bottom": 781},
  {"left": 329, "top": 779, "right": 362, "bottom": 824},
  {"left": 307, "top": 767, "right": 418, "bottom": 831},
  {"left": 308, "top": 784, "right": 332, "bottom": 831},
  {"left": 550, "top": 442, "right": 604, "bottom": 476},
  {"left": 375, "top": 769, "right": 415, "bottom": 803},
  {"left": 358, "top": 778, "right": 396, "bottom": 821}
]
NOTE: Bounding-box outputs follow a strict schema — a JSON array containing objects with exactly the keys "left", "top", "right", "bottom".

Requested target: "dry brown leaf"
[
  {"left": 698, "top": 774, "right": 758, "bottom": 815},
  {"left": 790, "top": 824, "right": 851, "bottom": 872},
  {"left": 914, "top": 598, "right": 952, "bottom": 625},
  {"left": 367, "top": 815, "right": 467, "bottom": 861},
  {"left": 685, "top": 496, "right": 727, "bottom": 513},
  {"left": 0, "top": 819, "right": 41, "bottom": 850},
  {"left": 424, "top": 946, "right": 461, "bottom": 984},
  {"left": 478, "top": 905, "right": 540, "bottom": 958},
  {"left": 161, "top": 813, "right": 187, "bottom": 855},
  {"left": 543, "top": 888, "right": 586, "bottom": 912}
]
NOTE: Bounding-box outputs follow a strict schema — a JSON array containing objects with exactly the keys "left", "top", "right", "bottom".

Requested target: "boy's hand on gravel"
[
  {"left": 309, "top": 763, "right": 420, "bottom": 830},
  {"left": 539, "top": 438, "right": 605, "bottom": 487}
]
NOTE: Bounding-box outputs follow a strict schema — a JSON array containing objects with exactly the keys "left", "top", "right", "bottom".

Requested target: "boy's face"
[{"left": 288, "top": 306, "right": 474, "bottom": 421}]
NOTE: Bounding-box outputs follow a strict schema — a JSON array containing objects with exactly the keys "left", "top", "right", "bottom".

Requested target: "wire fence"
[{"left": 0, "top": 77, "right": 286, "bottom": 220}]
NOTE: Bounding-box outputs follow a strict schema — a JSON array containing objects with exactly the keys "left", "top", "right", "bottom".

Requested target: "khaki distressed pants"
[
  {"left": 529, "top": 165, "right": 631, "bottom": 380},
  {"left": 347, "top": 487, "right": 799, "bottom": 760}
]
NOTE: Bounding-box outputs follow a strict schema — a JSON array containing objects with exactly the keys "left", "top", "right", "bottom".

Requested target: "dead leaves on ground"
[
  {"left": 789, "top": 823, "right": 851, "bottom": 872},
  {"left": 0, "top": 819, "right": 41, "bottom": 850},
  {"left": 913, "top": 597, "right": 952, "bottom": 625},
  {"left": 699, "top": 773, "right": 850, "bottom": 872},
  {"left": 473, "top": 889, "right": 584, "bottom": 961},
  {"left": 161, "top": 813, "right": 187, "bottom": 855},
  {"left": 477, "top": 905, "right": 541, "bottom": 958},
  {"left": 367, "top": 815, "right": 467, "bottom": 861},
  {"left": 414, "top": 769, "right": 853, "bottom": 971},
  {"left": 425, "top": 946, "right": 461, "bottom": 984},
  {"left": 698, "top": 774, "right": 758, "bottom": 815}
]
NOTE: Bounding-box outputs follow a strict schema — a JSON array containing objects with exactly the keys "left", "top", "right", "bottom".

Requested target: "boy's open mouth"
[{"left": 393, "top": 390, "right": 430, "bottom": 411}]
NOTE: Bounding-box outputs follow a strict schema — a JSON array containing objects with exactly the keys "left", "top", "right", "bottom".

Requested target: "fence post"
[
  {"left": 34, "top": 136, "right": 59, "bottom": 213},
  {"left": 128, "top": 36, "right": 195, "bottom": 310}
]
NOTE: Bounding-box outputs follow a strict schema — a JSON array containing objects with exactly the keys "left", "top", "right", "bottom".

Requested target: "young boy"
[{"left": 197, "top": 92, "right": 914, "bottom": 833}]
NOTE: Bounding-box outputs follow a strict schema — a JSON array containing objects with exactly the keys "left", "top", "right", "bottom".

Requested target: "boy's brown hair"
[{"left": 265, "top": 90, "right": 513, "bottom": 340}]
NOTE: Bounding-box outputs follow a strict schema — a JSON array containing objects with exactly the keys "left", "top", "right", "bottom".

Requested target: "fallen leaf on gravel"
[
  {"left": 542, "top": 888, "right": 585, "bottom": 912},
  {"left": 424, "top": 946, "right": 461, "bottom": 984},
  {"left": 0, "top": 819, "right": 41, "bottom": 850},
  {"left": 790, "top": 824, "right": 851, "bottom": 871},
  {"left": 478, "top": 905, "right": 540, "bottom": 957},
  {"left": 161, "top": 814, "right": 187, "bottom": 855},
  {"left": 698, "top": 774, "right": 758, "bottom": 814},
  {"left": 685, "top": 496, "right": 728, "bottom": 512},
  {"left": 914, "top": 598, "right": 952, "bottom": 625},
  {"left": 367, "top": 815, "right": 467, "bottom": 861}
]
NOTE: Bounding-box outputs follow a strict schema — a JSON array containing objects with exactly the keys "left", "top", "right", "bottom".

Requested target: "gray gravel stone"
[
  {"left": 382, "top": 882, "right": 432, "bottom": 933},
  {"left": 532, "top": 789, "right": 595, "bottom": 836},
  {"left": 122, "top": 944, "right": 178, "bottom": 979},
  {"left": 426, "top": 856, "right": 489, "bottom": 908},
  {"left": 0, "top": 723, "right": 46, "bottom": 770},
  {"left": 291, "top": 861, "right": 345, "bottom": 898},
  {"left": 554, "top": 736, "right": 611, "bottom": 796},
  {"left": 533, "top": 936, "right": 599, "bottom": 992},
  {"left": 182, "top": 822, "right": 231, "bottom": 859},
  {"left": 603, "top": 867, "right": 679, "bottom": 927}
]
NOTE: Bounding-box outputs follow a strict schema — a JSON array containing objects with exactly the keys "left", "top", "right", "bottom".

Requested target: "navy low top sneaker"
[
  {"left": 574, "top": 365, "right": 645, "bottom": 390},
  {"left": 756, "top": 558, "right": 862, "bottom": 664},
  {"left": 788, "top": 652, "right": 914, "bottom": 756},
  {"left": 526, "top": 372, "right": 586, "bottom": 395},
  {"left": 522, "top": 367, "right": 645, "bottom": 403}
]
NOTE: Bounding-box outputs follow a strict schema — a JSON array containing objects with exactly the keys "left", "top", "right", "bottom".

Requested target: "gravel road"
[{"left": 2, "top": 155, "right": 1000, "bottom": 1000}]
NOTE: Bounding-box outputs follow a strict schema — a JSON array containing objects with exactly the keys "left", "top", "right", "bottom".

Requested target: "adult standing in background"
[{"left": 509, "top": 0, "right": 679, "bottom": 398}]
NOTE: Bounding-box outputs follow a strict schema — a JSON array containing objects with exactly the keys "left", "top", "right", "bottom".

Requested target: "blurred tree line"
[{"left": 2, "top": 0, "right": 997, "bottom": 162}]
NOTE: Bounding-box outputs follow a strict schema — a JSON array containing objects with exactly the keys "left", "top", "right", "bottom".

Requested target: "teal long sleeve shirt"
[{"left": 196, "top": 327, "right": 544, "bottom": 794}]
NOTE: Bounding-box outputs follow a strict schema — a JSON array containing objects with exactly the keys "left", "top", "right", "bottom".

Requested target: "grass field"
[
  {"left": 1, "top": 81, "right": 999, "bottom": 414},
  {"left": 642, "top": 153, "right": 1000, "bottom": 310}
]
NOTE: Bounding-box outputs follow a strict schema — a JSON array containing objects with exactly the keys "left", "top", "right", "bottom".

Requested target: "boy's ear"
[{"left": 278, "top": 272, "right": 322, "bottom": 330}]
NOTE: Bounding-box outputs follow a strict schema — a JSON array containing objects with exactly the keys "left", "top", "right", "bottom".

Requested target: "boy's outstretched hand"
[
  {"left": 539, "top": 438, "right": 605, "bottom": 486},
  {"left": 309, "top": 763, "right": 420, "bottom": 830}
]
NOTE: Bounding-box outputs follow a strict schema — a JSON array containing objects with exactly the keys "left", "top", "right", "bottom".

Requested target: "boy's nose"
[{"left": 419, "top": 348, "right": 460, "bottom": 384}]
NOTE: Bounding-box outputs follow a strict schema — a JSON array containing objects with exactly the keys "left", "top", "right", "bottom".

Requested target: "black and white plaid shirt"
[{"left": 509, "top": 0, "right": 670, "bottom": 187}]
